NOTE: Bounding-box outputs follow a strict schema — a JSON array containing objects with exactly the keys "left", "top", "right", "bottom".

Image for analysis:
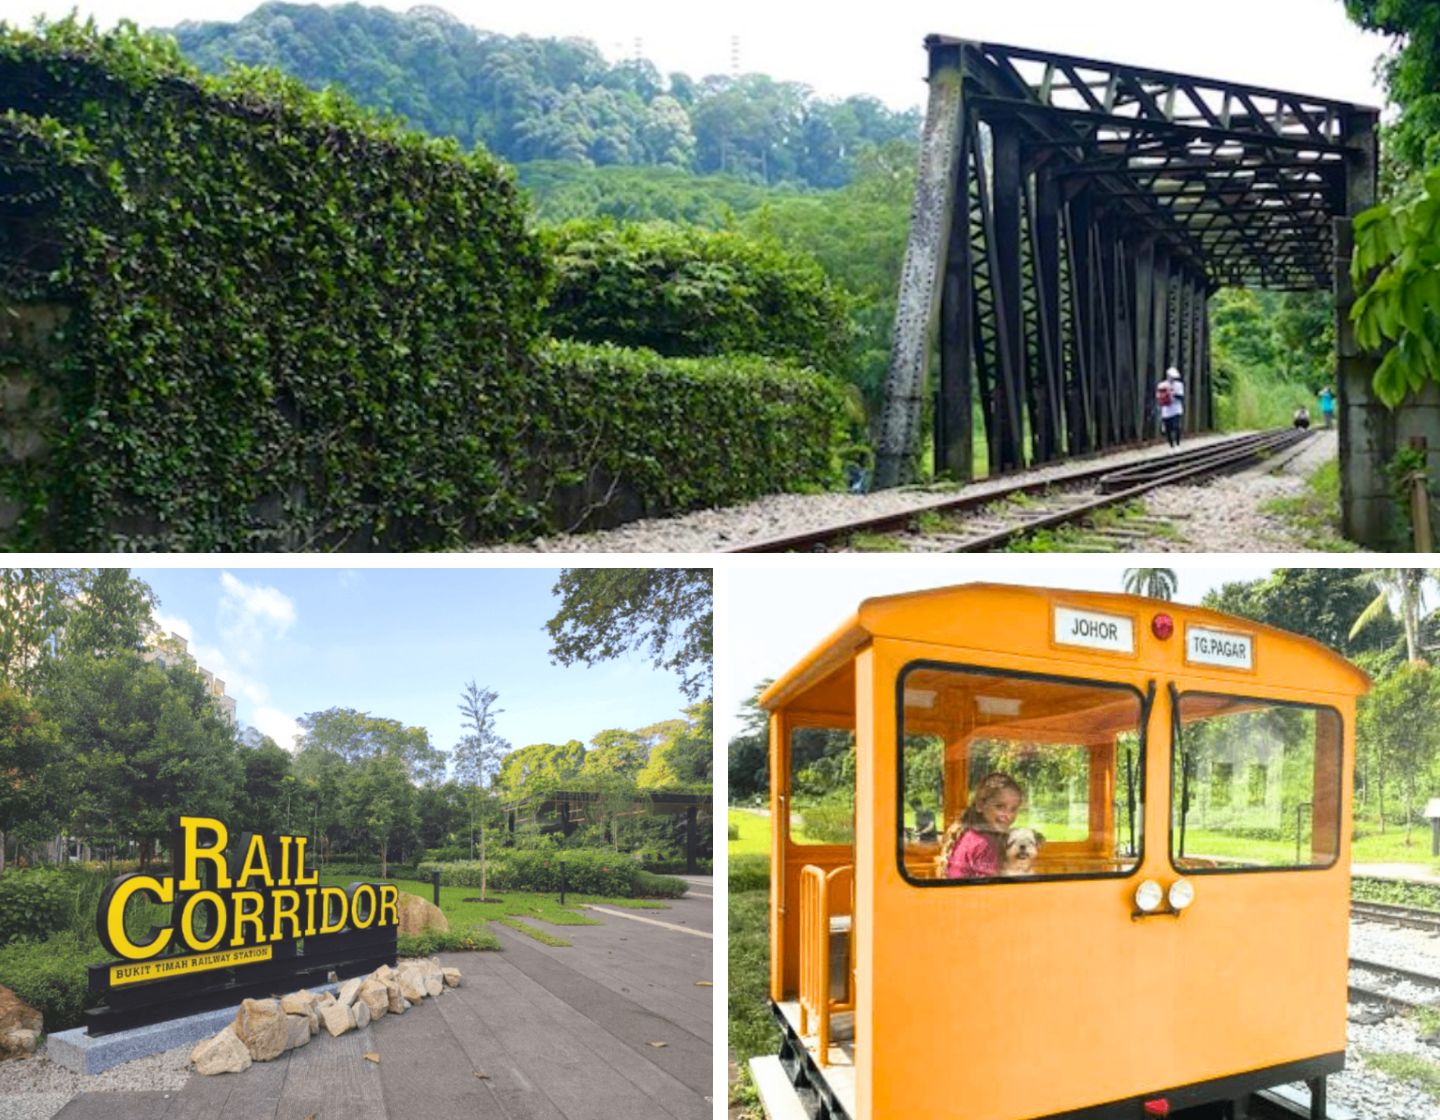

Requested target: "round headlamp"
[
  {"left": 1134, "top": 879, "right": 1164, "bottom": 912},
  {"left": 1168, "top": 879, "right": 1195, "bottom": 911}
]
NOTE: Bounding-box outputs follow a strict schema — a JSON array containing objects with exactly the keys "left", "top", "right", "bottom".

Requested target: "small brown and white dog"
[{"left": 1000, "top": 827, "right": 1044, "bottom": 876}]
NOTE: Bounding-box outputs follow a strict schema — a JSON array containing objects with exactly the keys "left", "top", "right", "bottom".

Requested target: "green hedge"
[
  {"left": 729, "top": 854, "right": 770, "bottom": 893},
  {"left": 543, "top": 219, "right": 855, "bottom": 376},
  {"left": 0, "top": 870, "right": 69, "bottom": 946},
  {"left": 532, "top": 340, "right": 846, "bottom": 530},
  {"left": 0, "top": 931, "right": 94, "bottom": 1031},
  {"left": 420, "top": 851, "right": 687, "bottom": 898},
  {"left": 1, "top": 20, "right": 547, "bottom": 551}
]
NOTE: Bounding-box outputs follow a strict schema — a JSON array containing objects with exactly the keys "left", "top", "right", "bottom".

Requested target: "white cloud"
[
  {"left": 251, "top": 707, "right": 304, "bottom": 753},
  {"left": 151, "top": 611, "right": 193, "bottom": 643},
  {"left": 219, "top": 572, "right": 296, "bottom": 657}
]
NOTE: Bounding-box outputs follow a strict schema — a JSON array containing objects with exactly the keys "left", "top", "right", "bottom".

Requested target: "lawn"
[
  {"left": 318, "top": 874, "right": 670, "bottom": 950},
  {"left": 729, "top": 808, "right": 771, "bottom": 855}
]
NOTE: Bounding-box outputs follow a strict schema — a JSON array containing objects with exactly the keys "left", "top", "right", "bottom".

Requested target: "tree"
[
  {"left": 1357, "top": 662, "right": 1440, "bottom": 838},
  {"left": 1122, "top": 568, "right": 1178, "bottom": 600},
  {"left": 727, "top": 683, "right": 773, "bottom": 803},
  {"left": 1203, "top": 569, "right": 1401, "bottom": 657},
  {"left": 546, "top": 568, "right": 712, "bottom": 700},
  {"left": 1350, "top": 568, "right": 1436, "bottom": 663},
  {"left": 62, "top": 569, "right": 158, "bottom": 660},
  {"left": 340, "top": 753, "right": 416, "bottom": 876},
  {"left": 496, "top": 740, "right": 587, "bottom": 797},
  {"left": 0, "top": 568, "right": 79, "bottom": 695},
  {"left": 239, "top": 736, "right": 294, "bottom": 837},
  {"left": 636, "top": 702, "right": 712, "bottom": 788},
  {"left": 0, "top": 684, "right": 63, "bottom": 872},
  {"left": 454, "top": 681, "right": 510, "bottom": 898},
  {"left": 294, "top": 708, "right": 443, "bottom": 783},
  {"left": 1343, "top": 0, "right": 1440, "bottom": 172},
  {"left": 582, "top": 728, "right": 651, "bottom": 781}
]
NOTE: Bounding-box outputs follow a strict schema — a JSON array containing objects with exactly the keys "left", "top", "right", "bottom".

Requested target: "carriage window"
[
  {"left": 898, "top": 663, "right": 1145, "bottom": 883},
  {"left": 789, "top": 726, "right": 855, "bottom": 845},
  {"left": 1171, "top": 694, "right": 1342, "bottom": 871}
]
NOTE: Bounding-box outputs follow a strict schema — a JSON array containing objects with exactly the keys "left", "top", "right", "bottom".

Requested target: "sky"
[
  {"left": 128, "top": 565, "right": 693, "bottom": 765},
  {"left": 716, "top": 558, "right": 1387, "bottom": 749},
  {"left": 5, "top": 0, "right": 1391, "bottom": 112}
]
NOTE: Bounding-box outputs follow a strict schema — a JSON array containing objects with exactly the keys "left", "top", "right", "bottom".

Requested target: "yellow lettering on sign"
[
  {"left": 236, "top": 834, "right": 273, "bottom": 889},
  {"left": 377, "top": 883, "right": 399, "bottom": 929},
  {"left": 277, "top": 835, "right": 293, "bottom": 886},
  {"left": 109, "top": 944, "right": 272, "bottom": 987},
  {"left": 318, "top": 886, "right": 348, "bottom": 934},
  {"left": 271, "top": 889, "right": 301, "bottom": 940},
  {"left": 180, "top": 890, "right": 228, "bottom": 952},
  {"left": 229, "top": 890, "right": 266, "bottom": 948},
  {"left": 292, "top": 836, "right": 319, "bottom": 885},
  {"left": 350, "top": 884, "right": 378, "bottom": 930},
  {"left": 105, "top": 875, "right": 175, "bottom": 961},
  {"left": 178, "top": 816, "right": 232, "bottom": 892}
]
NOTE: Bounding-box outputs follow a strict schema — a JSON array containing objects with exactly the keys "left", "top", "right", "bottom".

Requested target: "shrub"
[
  {"left": 0, "top": 931, "right": 95, "bottom": 1031},
  {"left": 531, "top": 340, "right": 847, "bottom": 531},
  {"left": 422, "top": 846, "right": 471, "bottom": 863},
  {"left": 800, "top": 801, "right": 856, "bottom": 845},
  {"left": 543, "top": 219, "right": 855, "bottom": 375},
  {"left": 0, "top": 870, "right": 69, "bottom": 946},
  {"left": 730, "top": 854, "right": 770, "bottom": 893},
  {"left": 397, "top": 926, "right": 499, "bottom": 955},
  {"left": 728, "top": 824, "right": 740, "bottom": 841},
  {"left": 421, "top": 850, "right": 644, "bottom": 896},
  {"left": 633, "top": 870, "right": 690, "bottom": 898}
]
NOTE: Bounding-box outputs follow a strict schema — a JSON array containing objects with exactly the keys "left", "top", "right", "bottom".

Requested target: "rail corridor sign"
[{"left": 87, "top": 815, "right": 399, "bottom": 1035}]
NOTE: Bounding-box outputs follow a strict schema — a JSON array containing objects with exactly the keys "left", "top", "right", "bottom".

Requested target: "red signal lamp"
[
  {"left": 1151, "top": 613, "right": 1175, "bottom": 640},
  {"left": 1142, "top": 1100, "right": 1171, "bottom": 1117}
]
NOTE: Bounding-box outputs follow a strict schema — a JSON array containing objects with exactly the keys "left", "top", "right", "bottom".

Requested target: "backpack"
[{"left": 1155, "top": 381, "right": 1173, "bottom": 408}]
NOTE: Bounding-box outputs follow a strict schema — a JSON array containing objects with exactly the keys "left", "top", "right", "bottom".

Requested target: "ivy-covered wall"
[{"left": 0, "top": 22, "right": 846, "bottom": 550}]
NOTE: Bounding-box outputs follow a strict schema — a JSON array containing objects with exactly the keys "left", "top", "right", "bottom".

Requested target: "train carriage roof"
[{"left": 760, "top": 583, "right": 1371, "bottom": 712}]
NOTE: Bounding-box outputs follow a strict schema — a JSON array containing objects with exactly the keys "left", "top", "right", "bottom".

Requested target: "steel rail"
[
  {"left": 1350, "top": 899, "right": 1440, "bottom": 934},
  {"left": 727, "top": 429, "right": 1312, "bottom": 554}
]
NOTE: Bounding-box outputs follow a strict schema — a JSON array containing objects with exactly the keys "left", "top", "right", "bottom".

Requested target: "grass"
[
  {"left": 729, "top": 808, "right": 772, "bottom": 856},
  {"left": 1260, "top": 458, "right": 1357, "bottom": 551},
  {"left": 1361, "top": 1050, "right": 1440, "bottom": 1101},
  {"left": 318, "top": 874, "right": 669, "bottom": 950},
  {"left": 729, "top": 886, "right": 776, "bottom": 1119},
  {"left": 849, "top": 531, "right": 907, "bottom": 552}
]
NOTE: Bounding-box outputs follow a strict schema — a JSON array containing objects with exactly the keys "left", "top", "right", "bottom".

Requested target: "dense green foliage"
[
  {"left": 418, "top": 851, "right": 687, "bottom": 897},
  {"left": 1351, "top": 170, "right": 1440, "bottom": 407},
  {"left": 167, "top": 3, "right": 920, "bottom": 187},
  {"left": 1344, "top": 0, "right": 1440, "bottom": 173},
  {"left": 1210, "top": 289, "right": 1335, "bottom": 428},
  {"left": 1352, "top": 874, "right": 1440, "bottom": 910},
  {"left": 0, "top": 869, "right": 67, "bottom": 946},
  {"left": 532, "top": 340, "right": 847, "bottom": 525},
  {"left": 729, "top": 854, "right": 771, "bottom": 893},
  {"left": 543, "top": 221, "right": 853, "bottom": 375},
  {"left": 0, "top": 931, "right": 94, "bottom": 1030},
  {"left": 518, "top": 163, "right": 794, "bottom": 226},
  {"left": 1, "top": 19, "right": 547, "bottom": 550}
]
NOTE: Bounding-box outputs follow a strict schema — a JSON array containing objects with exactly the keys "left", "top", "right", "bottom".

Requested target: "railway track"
[
  {"left": 1350, "top": 899, "right": 1440, "bottom": 935},
  {"left": 726, "top": 428, "right": 1314, "bottom": 554}
]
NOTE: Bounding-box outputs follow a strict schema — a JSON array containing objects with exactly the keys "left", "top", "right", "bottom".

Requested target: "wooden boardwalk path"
[{"left": 52, "top": 888, "right": 713, "bottom": 1120}]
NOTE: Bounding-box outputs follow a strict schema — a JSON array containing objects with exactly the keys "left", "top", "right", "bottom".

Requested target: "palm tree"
[
  {"left": 1122, "top": 568, "right": 1178, "bottom": 601},
  {"left": 1349, "top": 568, "right": 1437, "bottom": 663}
]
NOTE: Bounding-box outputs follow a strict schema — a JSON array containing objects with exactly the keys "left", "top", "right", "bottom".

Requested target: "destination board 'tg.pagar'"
[{"left": 88, "top": 815, "right": 400, "bottom": 1035}]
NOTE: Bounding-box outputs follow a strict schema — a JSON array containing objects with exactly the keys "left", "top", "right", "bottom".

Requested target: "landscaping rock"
[
  {"left": 0, "top": 985, "right": 42, "bottom": 1061},
  {"left": 192, "top": 1025, "right": 252, "bottom": 1075},
  {"left": 396, "top": 892, "right": 449, "bottom": 936},
  {"left": 321, "top": 1000, "right": 355, "bottom": 1037},
  {"left": 386, "top": 981, "right": 406, "bottom": 1015},
  {"left": 353, "top": 998, "right": 371, "bottom": 1030},
  {"left": 358, "top": 979, "right": 388, "bottom": 1020},
  {"left": 397, "top": 966, "right": 428, "bottom": 1003},
  {"left": 442, "top": 968, "right": 462, "bottom": 988},
  {"left": 234, "top": 998, "right": 289, "bottom": 1062},
  {"left": 425, "top": 976, "right": 443, "bottom": 998},
  {"left": 337, "top": 977, "right": 363, "bottom": 1008},
  {"left": 285, "top": 1014, "right": 311, "bottom": 1050},
  {"left": 280, "top": 991, "right": 315, "bottom": 1016}
]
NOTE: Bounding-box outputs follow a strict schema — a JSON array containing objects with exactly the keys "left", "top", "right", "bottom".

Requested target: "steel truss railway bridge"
[{"left": 876, "top": 36, "right": 1412, "bottom": 547}]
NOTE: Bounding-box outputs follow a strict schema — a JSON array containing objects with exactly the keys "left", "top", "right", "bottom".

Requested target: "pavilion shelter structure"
[{"left": 876, "top": 36, "right": 1405, "bottom": 546}]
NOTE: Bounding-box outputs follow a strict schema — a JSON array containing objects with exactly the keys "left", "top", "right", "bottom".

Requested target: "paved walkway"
[
  {"left": 1352, "top": 861, "right": 1440, "bottom": 883},
  {"left": 51, "top": 887, "right": 712, "bottom": 1120}
]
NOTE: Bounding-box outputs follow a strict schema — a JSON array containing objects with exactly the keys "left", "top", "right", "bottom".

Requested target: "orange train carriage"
[{"left": 756, "top": 583, "right": 1369, "bottom": 1120}]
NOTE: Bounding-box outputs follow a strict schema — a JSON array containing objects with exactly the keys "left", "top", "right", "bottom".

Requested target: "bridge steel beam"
[{"left": 879, "top": 33, "right": 1380, "bottom": 495}]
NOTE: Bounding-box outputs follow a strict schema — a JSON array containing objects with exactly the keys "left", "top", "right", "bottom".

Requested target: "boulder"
[
  {"left": 320, "top": 1000, "right": 354, "bottom": 1037},
  {"left": 279, "top": 991, "right": 315, "bottom": 1016},
  {"left": 397, "top": 967, "right": 428, "bottom": 1003},
  {"left": 442, "top": 968, "right": 462, "bottom": 989},
  {"left": 192, "top": 1025, "right": 252, "bottom": 1075},
  {"left": 358, "top": 980, "right": 388, "bottom": 1020},
  {"left": 0, "top": 986, "right": 42, "bottom": 1061},
  {"left": 386, "top": 981, "right": 406, "bottom": 1015},
  {"left": 396, "top": 892, "right": 449, "bottom": 937},
  {"left": 234, "top": 998, "right": 289, "bottom": 1062},
  {"left": 353, "top": 998, "right": 372, "bottom": 1030},
  {"left": 424, "top": 976, "right": 443, "bottom": 998},
  {"left": 285, "top": 1014, "right": 311, "bottom": 1051},
  {"left": 337, "top": 978, "right": 363, "bottom": 1009},
  {"left": 372, "top": 964, "right": 395, "bottom": 983}
]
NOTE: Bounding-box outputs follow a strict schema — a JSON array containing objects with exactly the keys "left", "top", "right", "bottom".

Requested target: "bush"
[
  {"left": 633, "top": 870, "right": 690, "bottom": 898},
  {"left": 730, "top": 854, "right": 770, "bottom": 893},
  {"left": 543, "top": 220, "right": 854, "bottom": 376},
  {"left": 422, "top": 846, "right": 471, "bottom": 863},
  {"left": 397, "top": 926, "right": 499, "bottom": 955},
  {"left": 0, "top": 931, "right": 95, "bottom": 1031},
  {"left": 728, "top": 824, "right": 740, "bottom": 841},
  {"left": 0, "top": 870, "right": 69, "bottom": 946},
  {"left": 800, "top": 801, "right": 856, "bottom": 845},
  {"left": 531, "top": 340, "right": 847, "bottom": 531},
  {"left": 422, "top": 850, "right": 645, "bottom": 896}
]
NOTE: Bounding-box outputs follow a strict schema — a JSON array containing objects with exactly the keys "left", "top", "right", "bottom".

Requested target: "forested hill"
[{"left": 166, "top": 2, "right": 922, "bottom": 188}]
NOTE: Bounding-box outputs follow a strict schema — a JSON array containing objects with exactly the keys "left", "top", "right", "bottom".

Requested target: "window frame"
[
  {"left": 895, "top": 659, "right": 1151, "bottom": 889},
  {"left": 1168, "top": 689, "right": 1345, "bottom": 876}
]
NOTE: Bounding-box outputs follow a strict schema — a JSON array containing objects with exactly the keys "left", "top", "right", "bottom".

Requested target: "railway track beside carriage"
[{"left": 725, "top": 428, "right": 1315, "bottom": 554}]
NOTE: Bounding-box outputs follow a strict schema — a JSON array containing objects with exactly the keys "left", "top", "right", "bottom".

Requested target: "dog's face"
[{"left": 1001, "top": 827, "right": 1044, "bottom": 875}]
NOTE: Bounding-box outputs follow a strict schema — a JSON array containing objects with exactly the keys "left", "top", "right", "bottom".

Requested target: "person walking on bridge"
[{"left": 1156, "top": 367, "right": 1185, "bottom": 448}]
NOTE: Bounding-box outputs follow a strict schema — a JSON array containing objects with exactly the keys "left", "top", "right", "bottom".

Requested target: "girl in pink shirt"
[{"left": 941, "top": 772, "right": 1024, "bottom": 879}]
